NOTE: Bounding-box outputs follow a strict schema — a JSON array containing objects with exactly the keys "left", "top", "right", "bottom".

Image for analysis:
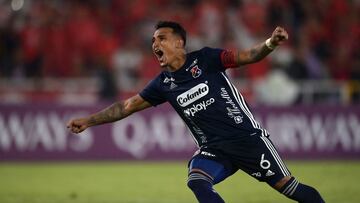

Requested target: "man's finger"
[
  {"left": 73, "top": 127, "right": 80, "bottom": 134},
  {"left": 276, "top": 32, "right": 288, "bottom": 40},
  {"left": 66, "top": 121, "right": 71, "bottom": 127}
]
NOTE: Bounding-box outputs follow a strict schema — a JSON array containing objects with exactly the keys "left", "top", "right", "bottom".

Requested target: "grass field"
[{"left": 0, "top": 161, "right": 359, "bottom": 203}]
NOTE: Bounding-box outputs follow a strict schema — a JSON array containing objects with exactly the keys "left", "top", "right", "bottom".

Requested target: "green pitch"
[{"left": 0, "top": 161, "right": 359, "bottom": 203}]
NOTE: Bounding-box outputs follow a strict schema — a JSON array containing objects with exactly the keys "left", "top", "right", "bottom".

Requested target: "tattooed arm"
[
  {"left": 67, "top": 94, "right": 151, "bottom": 134},
  {"left": 221, "top": 26, "right": 288, "bottom": 68}
]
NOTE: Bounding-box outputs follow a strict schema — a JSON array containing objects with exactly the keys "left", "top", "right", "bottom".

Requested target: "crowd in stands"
[{"left": 0, "top": 0, "right": 359, "bottom": 104}]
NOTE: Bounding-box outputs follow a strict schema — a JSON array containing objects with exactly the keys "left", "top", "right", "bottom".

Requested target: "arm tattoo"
[
  {"left": 247, "top": 42, "right": 273, "bottom": 63},
  {"left": 87, "top": 101, "right": 126, "bottom": 126},
  {"left": 221, "top": 42, "right": 273, "bottom": 68}
]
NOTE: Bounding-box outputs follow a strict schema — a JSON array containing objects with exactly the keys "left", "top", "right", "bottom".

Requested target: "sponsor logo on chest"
[{"left": 177, "top": 83, "right": 209, "bottom": 107}]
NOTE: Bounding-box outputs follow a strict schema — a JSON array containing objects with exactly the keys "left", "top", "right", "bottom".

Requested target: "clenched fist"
[
  {"left": 67, "top": 118, "right": 89, "bottom": 134},
  {"left": 270, "top": 26, "right": 288, "bottom": 46}
]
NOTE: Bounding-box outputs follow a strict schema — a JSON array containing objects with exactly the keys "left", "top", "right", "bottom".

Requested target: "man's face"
[{"left": 152, "top": 28, "right": 182, "bottom": 68}]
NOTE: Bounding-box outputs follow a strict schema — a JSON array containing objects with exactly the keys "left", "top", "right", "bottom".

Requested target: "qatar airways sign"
[
  {"left": 0, "top": 104, "right": 359, "bottom": 160},
  {"left": 0, "top": 104, "right": 195, "bottom": 160},
  {"left": 256, "top": 107, "right": 360, "bottom": 159}
]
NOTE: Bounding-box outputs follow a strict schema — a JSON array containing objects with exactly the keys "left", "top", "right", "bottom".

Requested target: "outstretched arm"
[
  {"left": 222, "top": 26, "right": 289, "bottom": 68},
  {"left": 67, "top": 94, "right": 151, "bottom": 134}
]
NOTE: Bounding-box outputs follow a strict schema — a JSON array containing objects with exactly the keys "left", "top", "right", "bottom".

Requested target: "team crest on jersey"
[{"left": 190, "top": 65, "right": 202, "bottom": 78}]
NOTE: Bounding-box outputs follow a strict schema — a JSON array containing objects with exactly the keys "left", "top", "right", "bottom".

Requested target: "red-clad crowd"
[{"left": 0, "top": 0, "right": 359, "bottom": 103}]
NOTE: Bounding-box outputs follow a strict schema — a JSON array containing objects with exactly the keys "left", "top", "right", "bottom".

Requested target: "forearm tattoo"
[
  {"left": 88, "top": 102, "right": 125, "bottom": 126},
  {"left": 221, "top": 42, "right": 273, "bottom": 68},
  {"left": 248, "top": 42, "right": 273, "bottom": 63}
]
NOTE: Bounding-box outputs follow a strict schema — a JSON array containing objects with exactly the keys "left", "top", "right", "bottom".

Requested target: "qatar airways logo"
[{"left": 177, "top": 83, "right": 209, "bottom": 107}]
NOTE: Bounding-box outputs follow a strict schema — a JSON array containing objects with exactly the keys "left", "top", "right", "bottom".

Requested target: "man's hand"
[
  {"left": 270, "top": 26, "right": 288, "bottom": 46},
  {"left": 231, "top": 26, "right": 289, "bottom": 66},
  {"left": 66, "top": 95, "right": 151, "bottom": 134},
  {"left": 67, "top": 118, "right": 89, "bottom": 134}
]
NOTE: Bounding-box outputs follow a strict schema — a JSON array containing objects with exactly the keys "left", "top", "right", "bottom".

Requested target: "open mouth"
[{"left": 154, "top": 49, "right": 164, "bottom": 59}]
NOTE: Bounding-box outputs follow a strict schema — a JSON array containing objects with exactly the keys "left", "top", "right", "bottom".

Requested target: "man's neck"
[{"left": 166, "top": 51, "right": 186, "bottom": 72}]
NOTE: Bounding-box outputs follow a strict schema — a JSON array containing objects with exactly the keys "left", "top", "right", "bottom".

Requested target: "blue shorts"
[{"left": 188, "top": 135, "right": 291, "bottom": 186}]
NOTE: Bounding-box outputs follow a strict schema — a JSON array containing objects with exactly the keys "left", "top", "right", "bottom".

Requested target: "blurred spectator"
[
  {"left": 19, "top": 9, "right": 44, "bottom": 78},
  {"left": 0, "top": 16, "right": 19, "bottom": 77},
  {"left": 194, "top": 0, "right": 225, "bottom": 47},
  {"left": 42, "top": 5, "right": 72, "bottom": 77},
  {"left": 97, "top": 67, "right": 118, "bottom": 102},
  {"left": 350, "top": 55, "right": 360, "bottom": 103},
  {"left": 255, "top": 68, "right": 299, "bottom": 106},
  {"left": 112, "top": 31, "right": 143, "bottom": 91}
]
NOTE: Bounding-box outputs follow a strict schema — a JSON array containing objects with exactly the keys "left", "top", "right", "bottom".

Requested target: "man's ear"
[{"left": 175, "top": 39, "right": 184, "bottom": 48}]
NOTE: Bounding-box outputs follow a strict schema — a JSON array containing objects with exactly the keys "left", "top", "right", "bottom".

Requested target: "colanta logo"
[{"left": 177, "top": 83, "right": 209, "bottom": 107}]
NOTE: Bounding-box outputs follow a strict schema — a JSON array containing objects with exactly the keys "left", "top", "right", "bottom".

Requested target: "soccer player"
[{"left": 67, "top": 21, "right": 325, "bottom": 203}]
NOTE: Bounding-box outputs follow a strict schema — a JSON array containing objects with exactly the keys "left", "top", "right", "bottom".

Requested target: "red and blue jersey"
[{"left": 140, "top": 47, "right": 269, "bottom": 149}]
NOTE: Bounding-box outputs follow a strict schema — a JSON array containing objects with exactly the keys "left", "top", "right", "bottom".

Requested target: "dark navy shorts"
[{"left": 188, "top": 135, "right": 291, "bottom": 186}]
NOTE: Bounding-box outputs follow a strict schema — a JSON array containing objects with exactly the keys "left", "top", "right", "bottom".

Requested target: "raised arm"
[
  {"left": 67, "top": 94, "right": 151, "bottom": 134},
  {"left": 222, "top": 26, "right": 288, "bottom": 67}
]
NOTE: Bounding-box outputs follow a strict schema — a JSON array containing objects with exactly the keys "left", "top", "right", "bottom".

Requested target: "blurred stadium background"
[{"left": 0, "top": 0, "right": 359, "bottom": 202}]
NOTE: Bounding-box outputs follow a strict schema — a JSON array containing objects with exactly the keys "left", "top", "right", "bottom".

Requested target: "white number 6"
[{"left": 260, "top": 154, "right": 271, "bottom": 169}]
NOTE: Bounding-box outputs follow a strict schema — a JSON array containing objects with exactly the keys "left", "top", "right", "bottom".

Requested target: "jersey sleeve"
[
  {"left": 139, "top": 76, "right": 166, "bottom": 106},
  {"left": 201, "top": 47, "right": 238, "bottom": 71}
]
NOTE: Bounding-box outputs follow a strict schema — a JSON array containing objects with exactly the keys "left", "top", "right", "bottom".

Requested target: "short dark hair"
[{"left": 155, "top": 21, "right": 187, "bottom": 46}]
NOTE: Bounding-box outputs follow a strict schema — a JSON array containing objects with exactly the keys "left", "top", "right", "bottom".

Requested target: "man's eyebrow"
[
  {"left": 152, "top": 33, "right": 166, "bottom": 42},
  {"left": 157, "top": 34, "right": 166, "bottom": 38}
]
